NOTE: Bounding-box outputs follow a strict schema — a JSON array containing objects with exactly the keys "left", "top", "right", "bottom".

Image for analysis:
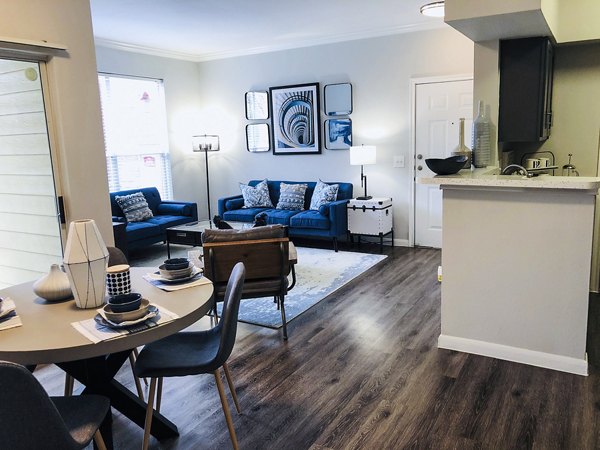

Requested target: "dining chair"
[
  {"left": 202, "top": 227, "right": 292, "bottom": 340},
  {"left": 65, "top": 246, "right": 146, "bottom": 400},
  {"left": 135, "top": 262, "right": 246, "bottom": 450},
  {"left": 0, "top": 361, "right": 109, "bottom": 450}
]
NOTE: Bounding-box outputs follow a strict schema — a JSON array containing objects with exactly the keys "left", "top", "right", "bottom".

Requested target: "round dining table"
[{"left": 0, "top": 267, "right": 214, "bottom": 449}]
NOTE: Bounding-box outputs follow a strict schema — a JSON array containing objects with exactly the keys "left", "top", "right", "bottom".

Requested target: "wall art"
[
  {"left": 325, "top": 118, "right": 352, "bottom": 150},
  {"left": 269, "top": 82, "right": 321, "bottom": 155}
]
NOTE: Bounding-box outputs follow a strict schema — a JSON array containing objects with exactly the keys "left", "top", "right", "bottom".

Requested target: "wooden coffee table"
[{"left": 165, "top": 222, "right": 207, "bottom": 258}]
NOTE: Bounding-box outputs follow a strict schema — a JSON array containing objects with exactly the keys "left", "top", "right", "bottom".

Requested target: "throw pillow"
[
  {"left": 309, "top": 180, "right": 339, "bottom": 210},
  {"left": 115, "top": 192, "right": 153, "bottom": 222},
  {"left": 239, "top": 179, "right": 273, "bottom": 208},
  {"left": 276, "top": 182, "right": 308, "bottom": 211}
]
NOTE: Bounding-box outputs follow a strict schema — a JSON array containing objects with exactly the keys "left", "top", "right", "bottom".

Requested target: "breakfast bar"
[{"left": 420, "top": 172, "right": 600, "bottom": 375}]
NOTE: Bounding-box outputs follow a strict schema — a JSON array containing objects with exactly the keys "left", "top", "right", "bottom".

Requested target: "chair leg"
[
  {"left": 214, "top": 370, "right": 239, "bottom": 450},
  {"left": 93, "top": 430, "right": 108, "bottom": 450},
  {"left": 333, "top": 237, "right": 338, "bottom": 252},
  {"left": 142, "top": 377, "right": 158, "bottom": 450},
  {"left": 275, "top": 295, "right": 280, "bottom": 310},
  {"left": 280, "top": 297, "right": 288, "bottom": 340},
  {"left": 133, "top": 348, "right": 148, "bottom": 386},
  {"left": 129, "top": 352, "right": 145, "bottom": 401},
  {"left": 64, "top": 373, "right": 74, "bottom": 396},
  {"left": 222, "top": 363, "right": 241, "bottom": 414},
  {"left": 156, "top": 377, "right": 163, "bottom": 413}
]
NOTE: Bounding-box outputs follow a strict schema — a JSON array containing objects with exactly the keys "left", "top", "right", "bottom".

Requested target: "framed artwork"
[
  {"left": 269, "top": 82, "right": 321, "bottom": 155},
  {"left": 246, "top": 123, "right": 270, "bottom": 152},
  {"left": 324, "top": 83, "right": 352, "bottom": 116},
  {"left": 325, "top": 118, "right": 352, "bottom": 150},
  {"left": 245, "top": 91, "right": 269, "bottom": 120}
]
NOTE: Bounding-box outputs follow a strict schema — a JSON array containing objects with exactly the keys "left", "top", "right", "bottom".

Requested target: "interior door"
[
  {"left": 0, "top": 58, "right": 63, "bottom": 288},
  {"left": 414, "top": 79, "right": 473, "bottom": 248}
]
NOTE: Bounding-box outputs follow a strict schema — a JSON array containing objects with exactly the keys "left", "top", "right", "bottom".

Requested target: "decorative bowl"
[
  {"left": 108, "top": 293, "right": 142, "bottom": 312},
  {"left": 425, "top": 155, "right": 468, "bottom": 175},
  {"left": 159, "top": 263, "right": 193, "bottom": 280},
  {"left": 103, "top": 298, "right": 150, "bottom": 323},
  {"left": 163, "top": 258, "right": 190, "bottom": 271}
]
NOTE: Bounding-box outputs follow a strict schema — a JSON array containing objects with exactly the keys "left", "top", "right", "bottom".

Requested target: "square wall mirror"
[
  {"left": 246, "top": 123, "right": 270, "bottom": 152},
  {"left": 324, "top": 83, "right": 352, "bottom": 116},
  {"left": 245, "top": 91, "right": 269, "bottom": 120}
]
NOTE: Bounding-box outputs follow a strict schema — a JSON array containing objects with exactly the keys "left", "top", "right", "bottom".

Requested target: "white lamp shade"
[
  {"left": 349, "top": 145, "right": 377, "bottom": 166},
  {"left": 63, "top": 219, "right": 109, "bottom": 309}
]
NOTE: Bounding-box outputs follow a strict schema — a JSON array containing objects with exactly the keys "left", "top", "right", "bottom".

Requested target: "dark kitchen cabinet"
[{"left": 498, "top": 37, "right": 554, "bottom": 143}]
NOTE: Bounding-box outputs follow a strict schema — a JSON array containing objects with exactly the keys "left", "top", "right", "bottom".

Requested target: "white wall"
[
  {"left": 193, "top": 27, "right": 474, "bottom": 242},
  {"left": 96, "top": 27, "right": 474, "bottom": 243},
  {"left": 0, "top": 0, "right": 113, "bottom": 243}
]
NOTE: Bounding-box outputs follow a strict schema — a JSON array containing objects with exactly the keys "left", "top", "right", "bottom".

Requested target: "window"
[{"left": 98, "top": 74, "right": 172, "bottom": 199}]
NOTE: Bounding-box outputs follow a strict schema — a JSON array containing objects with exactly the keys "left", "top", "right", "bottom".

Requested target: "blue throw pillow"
[
  {"left": 115, "top": 192, "right": 153, "bottom": 222},
  {"left": 309, "top": 180, "right": 339, "bottom": 210},
  {"left": 239, "top": 179, "right": 273, "bottom": 208},
  {"left": 276, "top": 182, "right": 308, "bottom": 211}
]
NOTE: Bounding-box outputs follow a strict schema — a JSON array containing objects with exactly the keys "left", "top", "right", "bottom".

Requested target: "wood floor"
[{"left": 35, "top": 243, "right": 600, "bottom": 449}]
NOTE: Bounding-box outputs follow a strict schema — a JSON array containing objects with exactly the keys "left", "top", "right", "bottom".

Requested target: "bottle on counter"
[
  {"left": 472, "top": 100, "right": 491, "bottom": 168},
  {"left": 452, "top": 117, "right": 472, "bottom": 169}
]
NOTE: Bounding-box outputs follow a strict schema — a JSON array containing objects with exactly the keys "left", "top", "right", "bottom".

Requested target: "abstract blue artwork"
[
  {"left": 325, "top": 118, "right": 352, "bottom": 150},
  {"left": 269, "top": 83, "right": 321, "bottom": 155}
]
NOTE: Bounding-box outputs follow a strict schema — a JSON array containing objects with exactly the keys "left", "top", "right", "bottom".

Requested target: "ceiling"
[{"left": 89, "top": 0, "right": 447, "bottom": 62}]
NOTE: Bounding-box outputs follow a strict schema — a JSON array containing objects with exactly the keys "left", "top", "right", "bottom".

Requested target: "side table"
[{"left": 347, "top": 197, "right": 394, "bottom": 252}]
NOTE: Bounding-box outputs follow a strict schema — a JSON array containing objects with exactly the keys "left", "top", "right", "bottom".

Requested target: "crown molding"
[{"left": 95, "top": 20, "right": 447, "bottom": 63}]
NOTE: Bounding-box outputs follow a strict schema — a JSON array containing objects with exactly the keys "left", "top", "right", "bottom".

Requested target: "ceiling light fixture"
[{"left": 420, "top": 1, "right": 445, "bottom": 18}]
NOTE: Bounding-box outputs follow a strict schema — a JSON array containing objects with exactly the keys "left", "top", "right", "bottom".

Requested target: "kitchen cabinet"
[{"left": 499, "top": 37, "right": 554, "bottom": 143}]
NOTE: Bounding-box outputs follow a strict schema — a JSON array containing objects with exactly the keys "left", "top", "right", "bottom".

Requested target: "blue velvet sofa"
[
  {"left": 110, "top": 187, "right": 198, "bottom": 251},
  {"left": 218, "top": 180, "right": 353, "bottom": 251}
]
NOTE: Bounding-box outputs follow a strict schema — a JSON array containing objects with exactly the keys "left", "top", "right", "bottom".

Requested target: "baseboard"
[{"left": 438, "top": 334, "right": 588, "bottom": 376}]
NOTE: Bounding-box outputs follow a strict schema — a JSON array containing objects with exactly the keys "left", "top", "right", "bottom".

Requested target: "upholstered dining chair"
[
  {"left": 0, "top": 361, "right": 109, "bottom": 450},
  {"left": 65, "top": 246, "right": 146, "bottom": 400},
  {"left": 202, "top": 225, "right": 292, "bottom": 340},
  {"left": 134, "top": 262, "right": 246, "bottom": 450}
]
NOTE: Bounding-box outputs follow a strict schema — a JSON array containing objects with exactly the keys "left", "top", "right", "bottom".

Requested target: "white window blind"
[{"left": 98, "top": 74, "right": 173, "bottom": 199}]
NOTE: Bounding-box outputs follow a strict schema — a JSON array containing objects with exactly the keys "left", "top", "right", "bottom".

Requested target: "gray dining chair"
[
  {"left": 135, "top": 262, "right": 246, "bottom": 450},
  {"left": 0, "top": 360, "right": 109, "bottom": 450}
]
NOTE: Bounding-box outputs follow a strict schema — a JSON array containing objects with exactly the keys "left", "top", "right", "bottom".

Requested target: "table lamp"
[
  {"left": 349, "top": 145, "right": 377, "bottom": 200},
  {"left": 192, "top": 134, "right": 220, "bottom": 228}
]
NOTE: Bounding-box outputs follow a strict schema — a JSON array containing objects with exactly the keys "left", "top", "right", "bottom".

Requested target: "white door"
[{"left": 414, "top": 79, "right": 473, "bottom": 248}]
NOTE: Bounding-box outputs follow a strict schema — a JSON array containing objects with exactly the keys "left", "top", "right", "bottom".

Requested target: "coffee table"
[{"left": 166, "top": 221, "right": 252, "bottom": 258}]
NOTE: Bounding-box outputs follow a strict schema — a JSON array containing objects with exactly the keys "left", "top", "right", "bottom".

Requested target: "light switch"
[{"left": 393, "top": 155, "right": 405, "bottom": 168}]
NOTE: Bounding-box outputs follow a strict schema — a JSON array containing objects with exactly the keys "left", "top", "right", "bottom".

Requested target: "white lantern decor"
[{"left": 63, "top": 219, "right": 109, "bottom": 309}]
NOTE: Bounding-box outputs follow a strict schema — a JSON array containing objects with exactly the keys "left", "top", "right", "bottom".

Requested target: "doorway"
[
  {"left": 0, "top": 58, "right": 63, "bottom": 288},
  {"left": 411, "top": 76, "right": 473, "bottom": 248}
]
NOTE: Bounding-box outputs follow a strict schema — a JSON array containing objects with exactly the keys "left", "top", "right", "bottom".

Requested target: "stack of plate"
[{"left": 159, "top": 259, "right": 193, "bottom": 280}]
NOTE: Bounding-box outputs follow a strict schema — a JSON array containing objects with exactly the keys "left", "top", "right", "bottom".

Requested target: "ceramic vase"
[
  {"left": 63, "top": 219, "right": 109, "bottom": 309},
  {"left": 33, "top": 264, "right": 73, "bottom": 302}
]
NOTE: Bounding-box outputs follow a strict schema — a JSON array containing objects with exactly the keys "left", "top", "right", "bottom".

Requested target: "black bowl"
[
  {"left": 163, "top": 258, "right": 189, "bottom": 271},
  {"left": 108, "top": 293, "right": 142, "bottom": 312},
  {"left": 425, "top": 155, "right": 468, "bottom": 175}
]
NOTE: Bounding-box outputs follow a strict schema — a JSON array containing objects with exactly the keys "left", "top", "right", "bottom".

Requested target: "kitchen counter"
[
  {"left": 420, "top": 169, "right": 600, "bottom": 191},
  {"left": 426, "top": 168, "right": 600, "bottom": 375}
]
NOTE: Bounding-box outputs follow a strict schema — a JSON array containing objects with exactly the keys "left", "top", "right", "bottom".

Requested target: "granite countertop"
[{"left": 419, "top": 167, "right": 600, "bottom": 192}]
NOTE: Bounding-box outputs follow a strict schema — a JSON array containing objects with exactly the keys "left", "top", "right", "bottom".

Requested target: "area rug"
[{"left": 218, "top": 247, "right": 386, "bottom": 328}]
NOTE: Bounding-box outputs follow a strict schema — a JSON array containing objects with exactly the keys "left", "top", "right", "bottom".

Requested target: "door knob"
[
  {"left": 417, "top": 165, "right": 423, "bottom": 171},
  {"left": 417, "top": 154, "right": 423, "bottom": 160}
]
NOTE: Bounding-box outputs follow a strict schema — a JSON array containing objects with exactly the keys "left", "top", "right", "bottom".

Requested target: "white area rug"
[{"left": 219, "top": 247, "right": 387, "bottom": 328}]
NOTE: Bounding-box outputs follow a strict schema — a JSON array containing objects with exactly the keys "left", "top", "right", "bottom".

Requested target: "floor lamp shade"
[{"left": 63, "top": 219, "right": 109, "bottom": 309}]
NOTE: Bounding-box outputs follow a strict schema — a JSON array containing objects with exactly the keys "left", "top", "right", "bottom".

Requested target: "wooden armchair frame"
[{"left": 203, "top": 237, "right": 291, "bottom": 339}]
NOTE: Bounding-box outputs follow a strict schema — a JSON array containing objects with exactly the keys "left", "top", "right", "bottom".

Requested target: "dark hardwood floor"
[{"left": 35, "top": 243, "right": 600, "bottom": 449}]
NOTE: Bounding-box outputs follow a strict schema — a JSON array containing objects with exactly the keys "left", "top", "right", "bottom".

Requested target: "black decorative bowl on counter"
[{"left": 425, "top": 155, "right": 468, "bottom": 175}]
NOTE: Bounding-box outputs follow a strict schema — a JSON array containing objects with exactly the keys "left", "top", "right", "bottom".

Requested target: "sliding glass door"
[{"left": 0, "top": 58, "right": 63, "bottom": 288}]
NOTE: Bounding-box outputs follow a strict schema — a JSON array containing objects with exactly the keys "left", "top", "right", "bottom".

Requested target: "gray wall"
[{"left": 96, "top": 26, "right": 474, "bottom": 242}]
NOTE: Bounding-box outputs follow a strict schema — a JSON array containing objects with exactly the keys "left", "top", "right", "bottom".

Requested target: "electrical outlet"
[{"left": 393, "top": 155, "right": 405, "bottom": 168}]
